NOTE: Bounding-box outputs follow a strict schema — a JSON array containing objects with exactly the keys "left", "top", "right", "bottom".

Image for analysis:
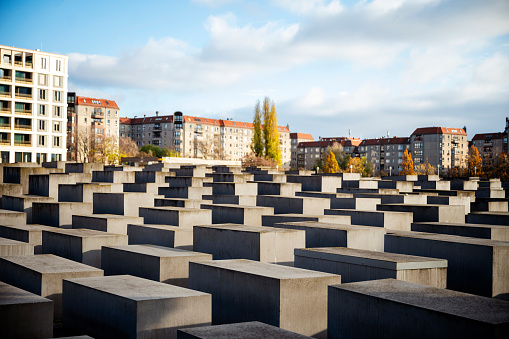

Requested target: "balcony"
[
  {"left": 14, "top": 140, "right": 31, "bottom": 146},
  {"left": 92, "top": 112, "right": 104, "bottom": 119},
  {"left": 153, "top": 124, "right": 162, "bottom": 131},
  {"left": 15, "top": 109, "right": 32, "bottom": 116},
  {"left": 0, "top": 75, "right": 11, "bottom": 82},
  {"left": 0, "top": 91, "right": 11, "bottom": 98},
  {"left": 0, "top": 137, "right": 10, "bottom": 146},
  {"left": 484, "top": 141, "right": 493, "bottom": 147},
  {"left": 15, "top": 77, "right": 32, "bottom": 84},
  {"left": 14, "top": 92, "right": 32, "bottom": 100},
  {"left": 14, "top": 124, "right": 32, "bottom": 131}
]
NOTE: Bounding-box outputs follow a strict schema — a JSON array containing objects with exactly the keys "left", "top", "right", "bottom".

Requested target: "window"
[
  {"left": 39, "top": 89, "right": 46, "bottom": 100},
  {"left": 38, "top": 135, "right": 45, "bottom": 146},
  {"left": 53, "top": 122, "right": 60, "bottom": 132},
  {"left": 41, "top": 57, "right": 47, "bottom": 69},
  {"left": 54, "top": 91, "right": 61, "bottom": 102},
  {"left": 53, "top": 76, "right": 62, "bottom": 87},
  {"left": 38, "top": 104, "right": 46, "bottom": 116},
  {"left": 53, "top": 136, "right": 60, "bottom": 147},
  {"left": 53, "top": 106, "right": 62, "bottom": 117},
  {"left": 39, "top": 74, "right": 47, "bottom": 86},
  {"left": 55, "top": 60, "right": 61, "bottom": 71},
  {"left": 38, "top": 120, "right": 46, "bottom": 131}
]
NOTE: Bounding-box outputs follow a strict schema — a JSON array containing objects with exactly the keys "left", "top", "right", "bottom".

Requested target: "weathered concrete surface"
[
  {"left": 0, "top": 236, "right": 34, "bottom": 255},
  {"left": 0, "top": 224, "right": 56, "bottom": 253},
  {"left": 2, "top": 194, "right": 54, "bottom": 223},
  {"left": 0, "top": 183, "right": 23, "bottom": 202},
  {"left": 42, "top": 228, "right": 128, "bottom": 268},
  {"left": 411, "top": 221, "right": 509, "bottom": 241},
  {"left": 295, "top": 247, "right": 447, "bottom": 287},
  {"left": 155, "top": 198, "right": 205, "bottom": 209},
  {"left": 28, "top": 173, "right": 91, "bottom": 199},
  {"left": 92, "top": 170, "right": 135, "bottom": 183},
  {"left": 262, "top": 214, "right": 351, "bottom": 227},
  {"left": 467, "top": 212, "right": 509, "bottom": 226},
  {"left": 385, "top": 231, "right": 509, "bottom": 300},
  {"left": 159, "top": 186, "right": 213, "bottom": 200},
  {"left": 427, "top": 195, "right": 471, "bottom": 214},
  {"left": 330, "top": 197, "right": 381, "bottom": 211},
  {"left": 189, "top": 259, "right": 340, "bottom": 338},
  {"left": 211, "top": 194, "right": 257, "bottom": 206},
  {"left": 32, "top": 202, "right": 93, "bottom": 228},
  {"left": 204, "top": 182, "right": 258, "bottom": 195},
  {"left": 328, "top": 279, "right": 509, "bottom": 339},
  {"left": 72, "top": 214, "right": 143, "bottom": 234},
  {"left": 140, "top": 206, "right": 212, "bottom": 228},
  {"left": 0, "top": 281, "right": 54, "bottom": 338},
  {"left": 325, "top": 209, "right": 412, "bottom": 231},
  {"left": 471, "top": 198, "right": 509, "bottom": 213},
  {"left": 273, "top": 221, "right": 385, "bottom": 251},
  {"left": 177, "top": 321, "right": 311, "bottom": 339},
  {"left": 65, "top": 162, "right": 103, "bottom": 174},
  {"left": 254, "top": 181, "right": 301, "bottom": 196},
  {"left": 63, "top": 275, "right": 212, "bottom": 339},
  {"left": 205, "top": 173, "right": 254, "bottom": 183},
  {"left": 193, "top": 224, "right": 305, "bottom": 264},
  {"left": 3, "top": 165, "right": 63, "bottom": 194},
  {"left": 127, "top": 224, "right": 193, "bottom": 250},
  {"left": 93, "top": 192, "right": 155, "bottom": 217},
  {"left": 377, "top": 204, "right": 465, "bottom": 223},
  {"left": 102, "top": 245, "right": 212, "bottom": 287},
  {"left": 0, "top": 209, "right": 26, "bottom": 226},
  {"left": 200, "top": 204, "right": 273, "bottom": 226},
  {"left": 256, "top": 195, "right": 330, "bottom": 215},
  {"left": 0, "top": 254, "right": 103, "bottom": 318},
  {"left": 166, "top": 176, "right": 212, "bottom": 187},
  {"left": 377, "top": 180, "right": 414, "bottom": 193}
]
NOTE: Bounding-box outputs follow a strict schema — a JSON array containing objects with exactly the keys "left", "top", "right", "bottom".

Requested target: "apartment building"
[
  {"left": 0, "top": 45, "right": 68, "bottom": 163},
  {"left": 410, "top": 127, "right": 468, "bottom": 171},
  {"left": 290, "top": 133, "right": 313, "bottom": 169},
  {"left": 120, "top": 111, "right": 292, "bottom": 168},
  {"left": 297, "top": 137, "right": 361, "bottom": 170},
  {"left": 67, "top": 93, "right": 120, "bottom": 161},
  {"left": 471, "top": 132, "right": 507, "bottom": 166},
  {"left": 358, "top": 137, "right": 411, "bottom": 174}
]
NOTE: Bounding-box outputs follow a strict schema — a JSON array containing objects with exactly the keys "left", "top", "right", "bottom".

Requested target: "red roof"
[
  {"left": 359, "top": 137, "right": 410, "bottom": 146},
  {"left": 290, "top": 133, "right": 313, "bottom": 140},
  {"left": 472, "top": 132, "right": 505, "bottom": 140},
  {"left": 411, "top": 127, "right": 466, "bottom": 136},
  {"left": 298, "top": 138, "right": 361, "bottom": 148},
  {"left": 77, "top": 96, "right": 119, "bottom": 109}
]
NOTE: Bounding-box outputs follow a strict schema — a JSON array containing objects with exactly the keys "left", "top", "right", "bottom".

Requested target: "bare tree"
[{"left": 195, "top": 138, "right": 227, "bottom": 160}]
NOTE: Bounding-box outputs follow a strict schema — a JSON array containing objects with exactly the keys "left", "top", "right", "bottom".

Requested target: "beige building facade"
[
  {"left": 0, "top": 45, "right": 68, "bottom": 163},
  {"left": 358, "top": 137, "right": 411, "bottom": 175}
]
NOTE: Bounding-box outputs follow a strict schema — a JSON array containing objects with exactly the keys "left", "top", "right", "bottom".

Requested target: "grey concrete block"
[
  {"left": 102, "top": 245, "right": 212, "bottom": 287},
  {"left": 0, "top": 254, "right": 103, "bottom": 318},
  {"left": 211, "top": 194, "right": 257, "bottom": 206},
  {"left": 42, "top": 228, "right": 128, "bottom": 268},
  {"left": 377, "top": 204, "right": 465, "bottom": 223},
  {"left": 254, "top": 181, "right": 301, "bottom": 196},
  {"left": 204, "top": 182, "right": 257, "bottom": 195},
  {"left": 32, "top": 202, "right": 93, "bottom": 228},
  {"left": 29, "top": 173, "right": 91, "bottom": 199},
  {"left": 189, "top": 259, "right": 340, "bottom": 338},
  {"left": 92, "top": 170, "right": 135, "bottom": 183},
  {"left": 295, "top": 247, "right": 447, "bottom": 287},
  {"left": 193, "top": 224, "right": 305, "bottom": 264},
  {"left": 0, "top": 209, "right": 26, "bottom": 225},
  {"left": 159, "top": 186, "right": 212, "bottom": 200},
  {"left": 200, "top": 204, "right": 273, "bottom": 226},
  {"left": 72, "top": 214, "right": 143, "bottom": 234},
  {"left": 177, "top": 321, "right": 311, "bottom": 339},
  {"left": 93, "top": 192, "right": 155, "bottom": 217},
  {"left": 257, "top": 195, "right": 330, "bottom": 215},
  {"left": 0, "top": 236, "right": 34, "bottom": 255},
  {"left": 411, "top": 222, "right": 509, "bottom": 241},
  {"left": 0, "top": 224, "right": 56, "bottom": 253},
  {"left": 325, "top": 209, "right": 412, "bottom": 231},
  {"left": 287, "top": 175, "right": 341, "bottom": 193},
  {"left": 467, "top": 212, "right": 509, "bottom": 226},
  {"left": 0, "top": 281, "right": 54, "bottom": 339},
  {"left": 2, "top": 194, "right": 54, "bottom": 223},
  {"left": 63, "top": 275, "right": 212, "bottom": 339},
  {"left": 58, "top": 183, "right": 122, "bottom": 203},
  {"left": 330, "top": 197, "right": 381, "bottom": 210},
  {"left": 140, "top": 207, "right": 212, "bottom": 228},
  {"left": 385, "top": 231, "right": 509, "bottom": 300},
  {"left": 328, "top": 279, "right": 509, "bottom": 339},
  {"left": 273, "top": 221, "right": 385, "bottom": 251},
  {"left": 127, "top": 223, "right": 193, "bottom": 249},
  {"left": 155, "top": 198, "right": 205, "bottom": 209},
  {"left": 262, "top": 214, "right": 351, "bottom": 227}
]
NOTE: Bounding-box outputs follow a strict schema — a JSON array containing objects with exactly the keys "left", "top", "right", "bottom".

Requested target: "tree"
[
  {"left": 119, "top": 137, "right": 139, "bottom": 158},
  {"left": 250, "top": 100, "right": 263, "bottom": 157},
  {"left": 494, "top": 152, "right": 509, "bottom": 181},
  {"left": 400, "top": 149, "right": 415, "bottom": 175},
  {"left": 241, "top": 153, "right": 277, "bottom": 168},
  {"left": 74, "top": 127, "right": 93, "bottom": 163},
  {"left": 325, "top": 142, "right": 351, "bottom": 172},
  {"left": 346, "top": 156, "right": 372, "bottom": 177},
  {"left": 415, "top": 159, "right": 436, "bottom": 175},
  {"left": 468, "top": 145, "right": 483, "bottom": 177},
  {"left": 195, "top": 139, "right": 223, "bottom": 159},
  {"left": 263, "top": 98, "right": 282, "bottom": 167},
  {"left": 324, "top": 151, "right": 340, "bottom": 174}
]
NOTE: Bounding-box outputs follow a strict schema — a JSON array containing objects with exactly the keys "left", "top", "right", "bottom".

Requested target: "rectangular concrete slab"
[
  {"left": 42, "top": 228, "right": 128, "bottom": 268},
  {"left": 1, "top": 194, "right": 54, "bottom": 224},
  {"left": 328, "top": 279, "right": 509, "bottom": 339},
  {"left": 101, "top": 245, "right": 212, "bottom": 287},
  {"left": 72, "top": 214, "right": 143, "bottom": 234},
  {"left": 140, "top": 206, "right": 212, "bottom": 228},
  {"left": 0, "top": 236, "right": 34, "bottom": 255},
  {"left": 273, "top": 221, "right": 385, "bottom": 251},
  {"left": 127, "top": 223, "right": 193, "bottom": 250},
  {"left": 0, "top": 281, "right": 54, "bottom": 339},
  {"left": 411, "top": 221, "right": 509, "bottom": 241},
  {"left": 377, "top": 204, "right": 465, "bottom": 223},
  {"left": 385, "top": 231, "right": 509, "bottom": 300},
  {"left": 189, "top": 259, "right": 341, "bottom": 338},
  {"left": 200, "top": 204, "right": 274, "bottom": 226},
  {"left": 32, "top": 202, "right": 93, "bottom": 228},
  {"left": 93, "top": 192, "right": 155, "bottom": 217},
  {"left": 262, "top": 214, "right": 351, "bottom": 227},
  {"left": 467, "top": 212, "right": 509, "bottom": 226},
  {"left": 0, "top": 209, "right": 26, "bottom": 226},
  {"left": 256, "top": 195, "right": 330, "bottom": 215},
  {"left": 325, "top": 209, "right": 412, "bottom": 231},
  {"left": 0, "top": 254, "right": 103, "bottom": 318},
  {"left": 0, "top": 224, "right": 56, "bottom": 253},
  {"left": 295, "top": 247, "right": 447, "bottom": 287},
  {"left": 63, "top": 275, "right": 212, "bottom": 339},
  {"left": 193, "top": 224, "right": 305, "bottom": 264}
]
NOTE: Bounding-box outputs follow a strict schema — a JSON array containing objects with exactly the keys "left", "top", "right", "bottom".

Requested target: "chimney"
[
  {"left": 144, "top": 114, "right": 146, "bottom": 118},
  {"left": 156, "top": 111, "right": 159, "bottom": 117},
  {"left": 134, "top": 116, "right": 137, "bottom": 119}
]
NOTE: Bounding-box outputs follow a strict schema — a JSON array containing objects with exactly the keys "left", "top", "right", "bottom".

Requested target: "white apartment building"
[
  {"left": 121, "top": 111, "right": 292, "bottom": 169},
  {"left": 0, "top": 45, "right": 68, "bottom": 163}
]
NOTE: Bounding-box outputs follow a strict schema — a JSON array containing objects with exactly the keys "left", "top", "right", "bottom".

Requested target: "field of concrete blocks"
[{"left": 0, "top": 160, "right": 508, "bottom": 338}]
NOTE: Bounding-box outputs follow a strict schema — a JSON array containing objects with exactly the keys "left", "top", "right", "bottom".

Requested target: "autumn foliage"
[
  {"left": 468, "top": 145, "right": 483, "bottom": 177},
  {"left": 324, "top": 151, "right": 340, "bottom": 173},
  {"left": 400, "top": 149, "right": 415, "bottom": 175}
]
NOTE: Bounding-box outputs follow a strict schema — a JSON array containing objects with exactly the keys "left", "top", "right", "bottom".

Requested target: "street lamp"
[
  {"left": 474, "top": 166, "right": 477, "bottom": 176},
  {"left": 350, "top": 164, "right": 353, "bottom": 173}
]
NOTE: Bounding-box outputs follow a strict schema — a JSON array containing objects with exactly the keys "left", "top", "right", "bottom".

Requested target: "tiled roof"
[
  {"left": 359, "top": 137, "right": 410, "bottom": 146},
  {"left": 290, "top": 133, "right": 313, "bottom": 140},
  {"left": 297, "top": 138, "right": 361, "bottom": 148},
  {"left": 472, "top": 132, "right": 505, "bottom": 140},
  {"left": 411, "top": 127, "right": 466, "bottom": 136},
  {"left": 76, "top": 96, "right": 119, "bottom": 109}
]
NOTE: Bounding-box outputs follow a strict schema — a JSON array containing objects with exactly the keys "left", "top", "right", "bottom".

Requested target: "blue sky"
[{"left": 2, "top": 0, "right": 509, "bottom": 139}]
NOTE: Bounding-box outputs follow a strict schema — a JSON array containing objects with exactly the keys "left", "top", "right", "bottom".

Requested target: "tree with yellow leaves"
[
  {"left": 262, "top": 97, "right": 282, "bottom": 168},
  {"left": 415, "top": 158, "right": 436, "bottom": 175},
  {"left": 467, "top": 145, "right": 483, "bottom": 177},
  {"left": 324, "top": 151, "right": 340, "bottom": 173},
  {"left": 400, "top": 149, "right": 415, "bottom": 175}
]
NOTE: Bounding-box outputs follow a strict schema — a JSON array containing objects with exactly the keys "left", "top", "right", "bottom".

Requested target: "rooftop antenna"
[
  {"left": 387, "top": 131, "right": 390, "bottom": 138},
  {"left": 348, "top": 129, "right": 351, "bottom": 137}
]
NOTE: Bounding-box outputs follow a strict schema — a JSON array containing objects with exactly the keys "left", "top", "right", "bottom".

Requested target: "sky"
[{"left": 2, "top": 0, "right": 509, "bottom": 139}]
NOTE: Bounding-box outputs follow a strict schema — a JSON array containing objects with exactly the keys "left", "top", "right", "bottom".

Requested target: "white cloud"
[{"left": 273, "top": 0, "right": 343, "bottom": 16}]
